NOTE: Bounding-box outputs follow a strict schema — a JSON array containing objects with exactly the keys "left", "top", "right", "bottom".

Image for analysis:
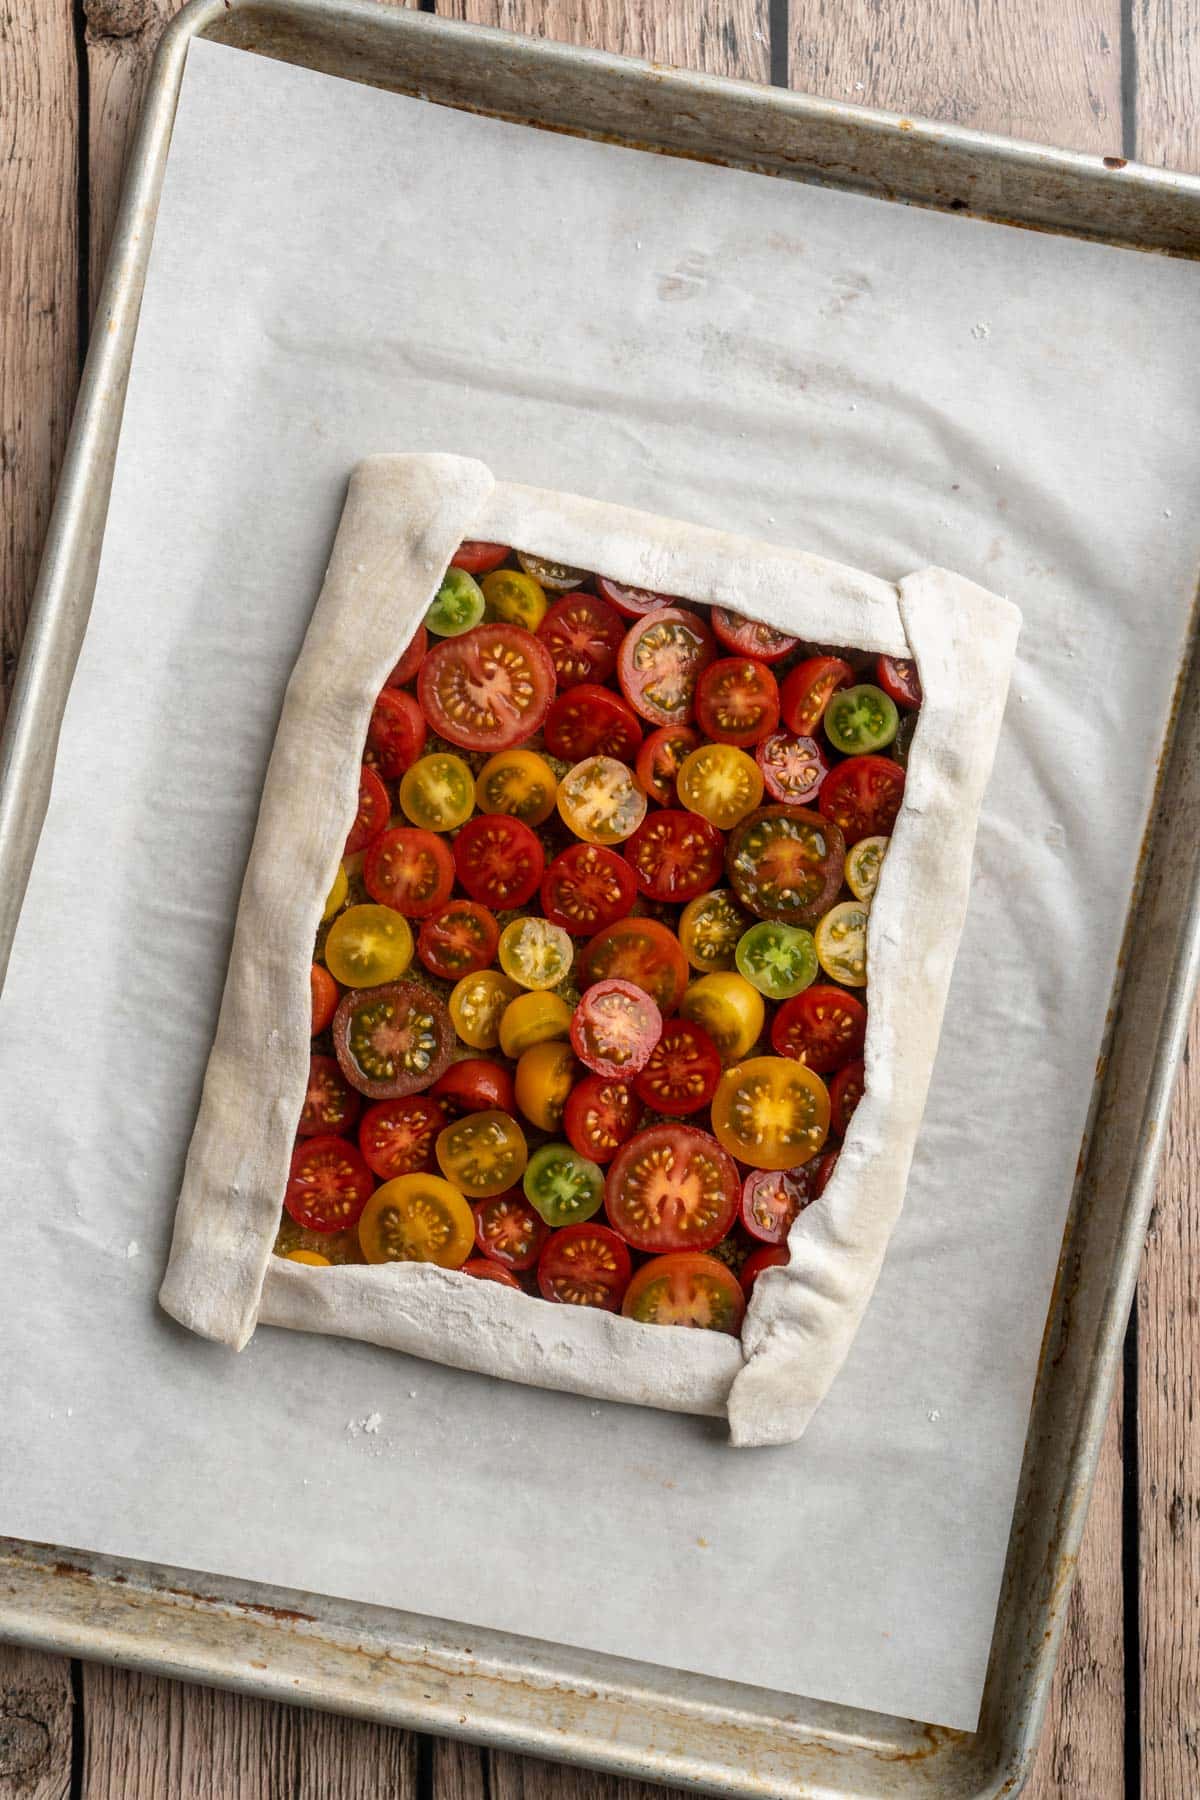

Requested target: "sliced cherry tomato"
[
  {"left": 475, "top": 749, "right": 558, "bottom": 826},
  {"left": 676, "top": 743, "right": 764, "bottom": 829},
  {"left": 333, "top": 980, "right": 453, "bottom": 1099},
  {"left": 449, "top": 971, "right": 522, "bottom": 1051},
  {"left": 711, "top": 607, "right": 799, "bottom": 662},
  {"left": 813, "top": 1148, "right": 839, "bottom": 1196},
  {"left": 594, "top": 575, "right": 677, "bottom": 618},
  {"left": 824, "top": 683, "right": 898, "bottom": 755},
  {"left": 780, "top": 655, "right": 854, "bottom": 736},
  {"left": 814, "top": 899, "right": 869, "bottom": 987},
  {"left": 437, "top": 1108, "right": 528, "bottom": 1198},
  {"left": 538, "top": 1222, "right": 631, "bottom": 1310},
  {"left": 285, "top": 1249, "right": 331, "bottom": 1267},
  {"left": 756, "top": 730, "right": 829, "bottom": 805},
  {"left": 498, "top": 990, "right": 572, "bottom": 1059},
  {"left": 679, "top": 971, "right": 764, "bottom": 1064},
  {"left": 358, "top": 1173, "right": 474, "bottom": 1266},
  {"left": 711, "top": 1055, "right": 830, "bottom": 1170},
  {"left": 345, "top": 765, "right": 391, "bottom": 855},
  {"left": 498, "top": 917, "right": 573, "bottom": 990},
  {"left": 634, "top": 1017, "right": 722, "bottom": 1117},
  {"left": 635, "top": 723, "right": 700, "bottom": 806},
  {"left": 311, "top": 963, "right": 339, "bottom": 1035},
  {"left": 541, "top": 842, "right": 637, "bottom": 937},
  {"left": 605, "top": 1123, "right": 738, "bottom": 1253},
  {"left": 515, "top": 551, "right": 587, "bottom": 592},
  {"left": 770, "top": 984, "right": 867, "bottom": 1074},
  {"left": 453, "top": 814, "right": 544, "bottom": 908},
  {"left": 524, "top": 1142, "right": 605, "bottom": 1226},
  {"left": 579, "top": 917, "right": 689, "bottom": 1014},
  {"left": 740, "top": 1244, "right": 789, "bottom": 1296},
  {"left": 366, "top": 688, "right": 426, "bottom": 778},
  {"left": 418, "top": 623, "right": 556, "bottom": 752},
  {"left": 285, "top": 1135, "right": 373, "bottom": 1233},
  {"left": 324, "top": 904, "right": 414, "bottom": 988},
  {"left": 678, "top": 889, "right": 748, "bottom": 973},
  {"left": 892, "top": 711, "right": 919, "bottom": 768},
  {"left": 363, "top": 828, "right": 454, "bottom": 919},
  {"left": 622, "top": 809, "right": 724, "bottom": 904},
  {"left": 322, "top": 862, "right": 348, "bottom": 923},
  {"left": 622, "top": 1251, "right": 746, "bottom": 1333},
  {"left": 427, "top": 567, "right": 486, "bottom": 636},
  {"left": 473, "top": 1188, "right": 549, "bottom": 1271},
  {"left": 513, "top": 1040, "right": 577, "bottom": 1132},
  {"left": 818, "top": 754, "right": 906, "bottom": 845},
  {"left": 544, "top": 684, "right": 642, "bottom": 762},
  {"left": 734, "top": 921, "right": 818, "bottom": 999},
  {"left": 876, "top": 653, "right": 924, "bottom": 710},
  {"left": 417, "top": 899, "right": 500, "bottom": 980},
  {"left": 298, "top": 1054, "right": 361, "bottom": 1137},
  {"left": 537, "top": 592, "right": 624, "bottom": 687},
  {"left": 480, "top": 568, "right": 547, "bottom": 632},
  {"left": 617, "top": 608, "right": 716, "bottom": 727},
  {"left": 740, "top": 1165, "right": 815, "bottom": 1245},
  {"left": 829, "top": 1058, "right": 866, "bottom": 1137},
  {"left": 845, "top": 834, "right": 888, "bottom": 902},
  {"left": 572, "top": 978, "right": 662, "bottom": 1078},
  {"left": 399, "top": 753, "right": 476, "bottom": 832},
  {"left": 556, "top": 755, "right": 647, "bottom": 845},
  {"left": 431, "top": 1057, "right": 516, "bottom": 1119},
  {"left": 274, "top": 1214, "right": 361, "bottom": 1266},
  {"left": 452, "top": 540, "right": 511, "bottom": 575},
  {"left": 695, "top": 657, "right": 780, "bottom": 747},
  {"left": 358, "top": 1094, "right": 444, "bottom": 1178},
  {"left": 387, "top": 624, "right": 427, "bottom": 688},
  {"left": 462, "top": 1257, "right": 523, "bottom": 1289},
  {"left": 563, "top": 1074, "right": 642, "bottom": 1164},
  {"left": 726, "top": 805, "right": 846, "bottom": 926}
]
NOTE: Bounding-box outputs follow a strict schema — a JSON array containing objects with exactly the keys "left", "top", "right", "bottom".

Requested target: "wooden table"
[{"left": 1, "top": 3, "right": 1196, "bottom": 1795}]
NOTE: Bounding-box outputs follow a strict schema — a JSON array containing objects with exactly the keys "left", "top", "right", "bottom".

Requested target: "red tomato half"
[
  {"left": 740, "top": 1244, "right": 789, "bottom": 1296},
  {"left": 618, "top": 608, "right": 716, "bottom": 727},
  {"left": 345, "top": 765, "right": 391, "bottom": 855},
  {"left": 563, "top": 1074, "right": 642, "bottom": 1164},
  {"left": 635, "top": 724, "right": 700, "bottom": 806},
  {"left": 876, "top": 654, "right": 924, "bottom": 710},
  {"left": 771, "top": 985, "right": 867, "bottom": 1074},
  {"left": 332, "top": 980, "right": 453, "bottom": 1099},
  {"left": 579, "top": 917, "right": 689, "bottom": 1014},
  {"left": 622, "top": 1251, "right": 746, "bottom": 1332},
  {"left": 829, "top": 1059, "right": 866, "bottom": 1137},
  {"left": 418, "top": 623, "right": 556, "bottom": 752},
  {"left": 740, "top": 1165, "right": 815, "bottom": 1245},
  {"left": 387, "top": 625, "right": 427, "bottom": 689},
  {"left": 538, "top": 1223, "right": 632, "bottom": 1310},
  {"left": 594, "top": 575, "right": 678, "bottom": 618},
  {"left": 452, "top": 541, "right": 511, "bottom": 575},
  {"left": 634, "top": 1018, "right": 722, "bottom": 1117},
  {"left": 541, "top": 842, "right": 637, "bottom": 937},
  {"left": 453, "top": 814, "right": 545, "bottom": 908},
  {"left": 432, "top": 1058, "right": 516, "bottom": 1119},
  {"left": 299, "top": 1055, "right": 361, "bottom": 1137},
  {"left": 364, "top": 827, "right": 455, "bottom": 918},
  {"left": 606, "top": 1124, "right": 739, "bottom": 1253},
  {"left": 756, "top": 730, "right": 829, "bottom": 805},
  {"left": 780, "top": 656, "right": 854, "bottom": 736},
  {"left": 285, "top": 1135, "right": 373, "bottom": 1233},
  {"left": 537, "top": 593, "right": 624, "bottom": 687},
  {"left": 358, "top": 1094, "right": 444, "bottom": 1178},
  {"left": 571, "top": 978, "right": 662, "bottom": 1079},
  {"left": 462, "top": 1257, "right": 522, "bottom": 1289},
  {"left": 544, "top": 684, "right": 642, "bottom": 762},
  {"left": 417, "top": 900, "right": 500, "bottom": 979},
  {"left": 695, "top": 658, "right": 780, "bottom": 747},
  {"left": 473, "top": 1188, "right": 548, "bottom": 1270},
  {"left": 711, "top": 607, "right": 799, "bottom": 663},
  {"left": 622, "top": 809, "right": 724, "bottom": 904},
  {"left": 311, "top": 964, "right": 339, "bottom": 1035},
  {"left": 366, "top": 688, "right": 426, "bottom": 779},
  {"left": 818, "top": 754, "right": 906, "bottom": 845}
]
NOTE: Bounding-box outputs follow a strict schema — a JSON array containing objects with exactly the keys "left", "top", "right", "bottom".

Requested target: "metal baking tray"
[{"left": 3, "top": 2, "right": 1199, "bottom": 1794}]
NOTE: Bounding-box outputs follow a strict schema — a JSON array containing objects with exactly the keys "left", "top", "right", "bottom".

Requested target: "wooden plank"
[
  {"left": 1132, "top": 0, "right": 1200, "bottom": 171},
  {"left": 0, "top": 1645, "right": 74, "bottom": 1800},
  {"left": 444, "top": 0, "right": 770, "bottom": 81}
]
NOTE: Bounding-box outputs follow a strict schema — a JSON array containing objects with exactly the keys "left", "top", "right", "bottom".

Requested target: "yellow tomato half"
[
  {"left": 845, "top": 836, "right": 889, "bottom": 903},
  {"left": 475, "top": 749, "right": 558, "bottom": 826},
  {"left": 449, "top": 970, "right": 521, "bottom": 1049},
  {"left": 324, "top": 904, "right": 414, "bottom": 987},
  {"left": 285, "top": 1249, "right": 331, "bottom": 1267},
  {"left": 358, "top": 1174, "right": 474, "bottom": 1266},
  {"left": 399, "top": 753, "right": 476, "bottom": 832},
  {"left": 677, "top": 743, "right": 764, "bottom": 830},
  {"left": 436, "top": 1109, "right": 529, "bottom": 1198},
  {"left": 499, "top": 990, "right": 573, "bottom": 1059},
  {"left": 678, "top": 889, "right": 749, "bottom": 973},
  {"left": 557, "top": 756, "right": 647, "bottom": 845},
  {"left": 481, "top": 568, "right": 548, "bottom": 632},
  {"left": 711, "top": 1055, "right": 830, "bottom": 1170},
  {"left": 814, "top": 900, "right": 869, "bottom": 987},
  {"left": 322, "top": 862, "right": 349, "bottom": 922},
  {"left": 498, "top": 917, "right": 574, "bottom": 990},
  {"left": 679, "top": 971, "right": 764, "bottom": 1064},
  {"left": 514, "top": 1040, "right": 577, "bottom": 1131}
]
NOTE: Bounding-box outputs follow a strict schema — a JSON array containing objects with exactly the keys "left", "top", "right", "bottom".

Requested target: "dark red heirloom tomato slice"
[
  {"left": 813, "top": 1148, "right": 839, "bottom": 1196},
  {"left": 572, "top": 978, "right": 662, "bottom": 1079},
  {"left": 432, "top": 1058, "right": 516, "bottom": 1119},
  {"left": 538, "top": 1222, "right": 632, "bottom": 1310},
  {"left": 740, "top": 1165, "right": 815, "bottom": 1246},
  {"left": 541, "top": 842, "right": 637, "bottom": 937},
  {"left": 695, "top": 658, "right": 781, "bottom": 748},
  {"left": 771, "top": 984, "right": 867, "bottom": 1074},
  {"left": 332, "top": 980, "right": 453, "bottom": 1099},
  {"left": 634, "top": 1017, "right": 722, "bottom": 1117},
  {"left": 358, "top": 1094, "right": 444, "bottom": 1178},
  {"left": 622, "top": 809, "right": 724, "bottom": 904},
  {"left": 543, "top": 684, "right": 642, "bottom": 762},
  {"left": 563, "top": 1074, "right": 642, "bottom": 1164},
  {"left": 364, "top": 827, "right": 454, "bottom": 919},
  {"left": 711, "top": 607, "right": 799, "bottom": 663},
  {"left": 345, "top": 765, "right": 391, "bottom": 855},
  {"left": 311, "top": 964, "right": 339, "bottom": 1036},
  {"left": 537, "top": 593, "right": 624, "bottom": 688},
  {"left": 606, "top": 1123, "right": 739, "bottom": 1254},
  {"left": 387, "top": 625, "right": 427, "bottom": 689},
  {"left": 594, "top": 575, "right": 677, "bottom": 619},
  {"left": 756, "top": 730, "right": 829, "bottom": 805},
  {"left": 622, "top": 1251, "right": 746, "bottom": 1332},
  {"left": 462, "top": 1257, "right": 523, "bottom": 1289},
  {"left": 876, "top": 653, "right": 923, "bottom": 710},
  {"left": 635, "top": 724, "right": 700, "bottom": 807},
  {"left": 579, "top": 917, "right": 689, "bottom": 1014},
  {"left": 453, "top": 814, "right": 544, "bottom": 909},
  {"left": 417, "top": 899, "right": 500, "bottom": 980},
  {"left": 780, "top": 655, "right": 854, "bottom": 736},
  {"left": 618, "top": 608, "right": 716, "bottom": 727},
  {"left": 829, "top": 1059, "right": 866, "bottom": 1137},
  {"left": 299, "top": 1054, "right": 361, "bottom": 1137},
  {"left": 366, "top": 688, "right": 426, "bottom": 779},
  {"left": 740, "top": 1244, "right": 789, "bottom": 1296},
  {"left": 285, "top": 1134, "right": 374, "bottom": 1233},
  {"left": 473, "top": 1188, "right": 548, "bottom": 1270},
  {"left": 451, "top": 541, "right": 511, "bottom": 575},
  {"left": 818, "top": 754, "right": 906, "bottom": 845},
  {"left": 726, "top": 805, "right": 845, "bottom": 926},
  {"left": 418, "top": 623, "right": 556, "bottom": 752}
]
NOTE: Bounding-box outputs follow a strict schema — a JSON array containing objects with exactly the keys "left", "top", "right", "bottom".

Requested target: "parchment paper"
[{"left": 2, "top": 38, "right": 1198, "bottom": 1731}]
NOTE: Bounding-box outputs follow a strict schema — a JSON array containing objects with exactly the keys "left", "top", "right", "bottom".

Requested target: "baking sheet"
[{"left": 2, "top": 38, "right": 1198, "bottom": 1733}]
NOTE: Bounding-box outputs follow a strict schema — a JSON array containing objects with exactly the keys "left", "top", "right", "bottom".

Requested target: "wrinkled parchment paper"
[{"left": 2, "top": 40, "right": 1199, "bottom": 1730}]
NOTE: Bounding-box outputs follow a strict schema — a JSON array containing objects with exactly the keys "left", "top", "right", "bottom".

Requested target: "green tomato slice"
[
  {"left": 524, "top": 1143, "right": 605, "bottom": 1227},
  {"left": 824, "top": 684, "right": 899, "bottom": 754},
  {"left": 426, "top": 567, "right": 486, "bottom": 637},
  {"left": 734, "top": 921, "right": 818, "bottom": 999}
]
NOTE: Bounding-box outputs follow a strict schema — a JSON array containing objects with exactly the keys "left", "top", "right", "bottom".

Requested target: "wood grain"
[
  {"left": 445, "top": 0, "right": 770, "bottom": 81},
  {"left": 0, "top": 1645, "right": 73, "bottom": 1800},
  {"left": 1133, "top": 0, "right": 1200, "bottom": 171}
]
